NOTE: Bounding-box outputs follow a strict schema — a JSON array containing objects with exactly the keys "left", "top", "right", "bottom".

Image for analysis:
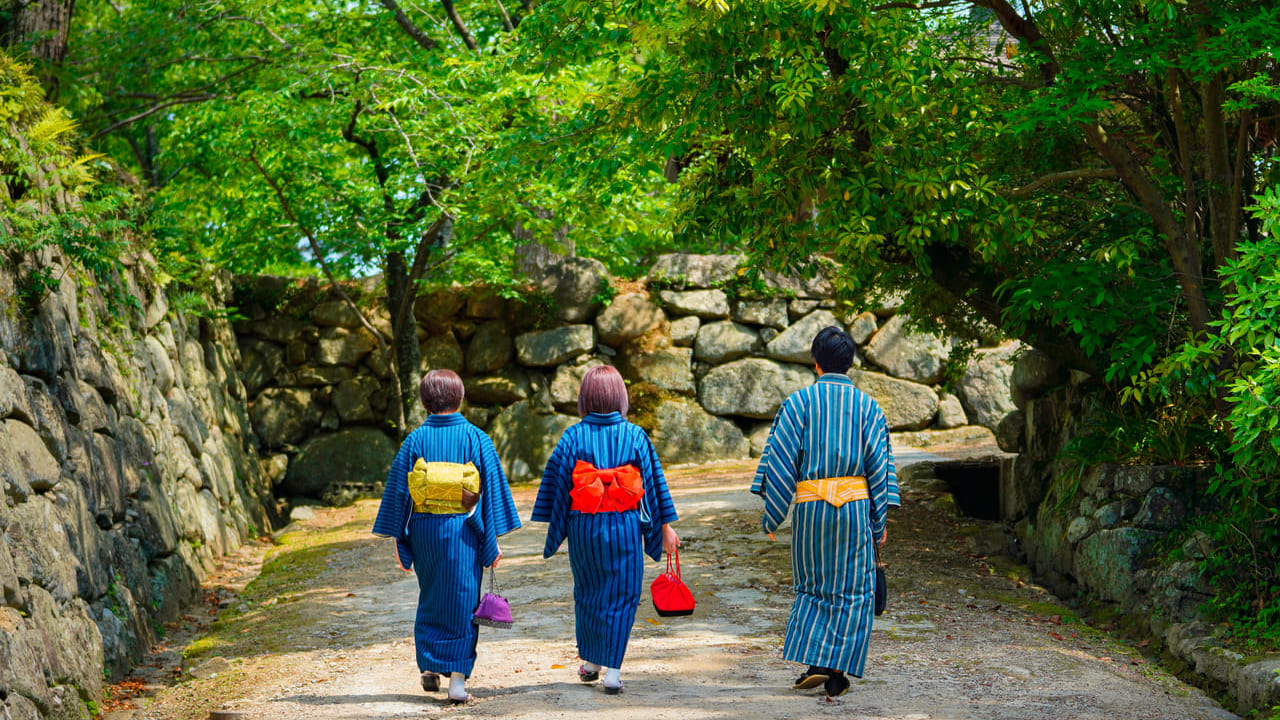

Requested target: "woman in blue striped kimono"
[
  {"left": 751, "top": 326, "right": 900, "bottom": 697},
  {"left": 372, "top": 369, "right": 521, "bottom": 704},
  {"left": 530, "top": 365, "right": 680, "bottom": 695}
]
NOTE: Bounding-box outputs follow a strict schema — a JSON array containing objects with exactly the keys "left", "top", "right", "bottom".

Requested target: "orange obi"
[
  {"left": 794, "top": 476, "right": 869, "bottom": 508},
  {"left": 570, "top": 461, "right": 644, "bottom": 514}
]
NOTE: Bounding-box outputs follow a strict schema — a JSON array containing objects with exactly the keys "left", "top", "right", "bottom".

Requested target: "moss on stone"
[{"left": 626, "top": 380, "right": 668, "bottom": 435}]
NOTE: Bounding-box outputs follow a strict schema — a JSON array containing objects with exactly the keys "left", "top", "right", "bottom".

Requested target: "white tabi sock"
[
  {"left": 449, "top": 672, "right": 468, "bottom": 700},
  {"left": 582, "top": 661, "right": 601, "bottom": 673},
  {"left": 603, "top": 667, "right": 621, "bottom": 687}
]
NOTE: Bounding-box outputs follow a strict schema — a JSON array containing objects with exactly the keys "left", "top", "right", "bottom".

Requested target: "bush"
[
  {"left": 1140, "top": 188, "right": 1280, "bottom": 650},
  {"left": 0, "top": 51, "right": 137, "bottom": 311}
]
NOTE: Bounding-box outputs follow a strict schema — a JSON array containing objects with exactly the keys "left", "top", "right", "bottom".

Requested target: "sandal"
[
  {"left": 824, "top": 672, "right": 850, "bottom": 698},
  {"left": 420, "top": 672, "right": 440, "bottom": 692},
  {"left": 578, "top": 665, "right": 600, "bottom": 683},
  {"left": 603, "top": 681, "right": 624, "bottom": 695},
  {"left": 448, "top": 693, "right": 471, "bottom": 705},
  {"left": 792, "top": 666, "right": 829, "bottom": 690}
]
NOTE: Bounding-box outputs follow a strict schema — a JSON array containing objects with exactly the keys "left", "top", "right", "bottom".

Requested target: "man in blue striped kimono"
[{"left": 751, "top": 326, "right": 900, "bottom": 697}]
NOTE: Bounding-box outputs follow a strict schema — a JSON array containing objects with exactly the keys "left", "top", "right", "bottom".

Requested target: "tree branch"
[
  {"left": 1080, "top": 122, "right": 1211, "bottom": 335},
  {"left": 392, "top": 214, "right": 453, "bottom": 343},
  {"left": 90, "top": 94, "right": 214, "bottom": 139},
  {"left": 341, "top": 100, "right": 393, "bottom": 201},
  {"left": 90, "top": 56, "right": 266, "bottom": 135},
  {"left": 973, "top": 0, "right": 1059, "bottom": 85},
  {"left": 223, "top": 16, "right": 290, "bottom": 46},
  {"left": 379, "top": 0, "right": 439, "bottom": 52},
  {"left": 246, "top": 150, "right": 391, "bottom": 348},
  {"left": 1007, "top": 168, "right": 1118, "bottom": 197},
  {"left": 818, "top": 25, "right": 848, "bottom": 78},
  {"left": 872, "top": 0, "right": 963, "bottom": 9},
  {"left": 440, "top": 0, "right": 479, "bottom": 52},
  {"left": 1166, "top": 69, "right": 1200, "bottom": 260},
  {"left": 495, "top": 0, "right": 515, "bottom": 32}
]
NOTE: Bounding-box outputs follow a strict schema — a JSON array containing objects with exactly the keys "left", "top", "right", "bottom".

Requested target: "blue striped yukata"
[
  {"left": 751, "top": 373, "right": 900, "bottom": 678},
  {"left": 530, "top": 412, "right": 678, "bottom": 668},
  {"left": 372, "top": 412, "right": 521, "bottom": 677}
]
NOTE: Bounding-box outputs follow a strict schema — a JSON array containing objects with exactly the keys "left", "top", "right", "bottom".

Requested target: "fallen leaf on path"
[
  {"left": 550, "top": 664, "right": 565, "bottom": 669},
  {"left": 646, "top": 618, "right": 662, "bottom": 625},
  {"left": 1049, "top": 632, "right": 1065, "bottom": 641},
  {"left": 344, "top": 593, "right": 355, "bottom": 597},
  {"left": 1137, "top": 639, "right": 1150, "bottom": 648}
]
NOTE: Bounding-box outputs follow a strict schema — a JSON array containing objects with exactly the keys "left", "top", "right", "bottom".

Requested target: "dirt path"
[{"left": 114, "top": 451, "right": 1236, "bottom": 720}]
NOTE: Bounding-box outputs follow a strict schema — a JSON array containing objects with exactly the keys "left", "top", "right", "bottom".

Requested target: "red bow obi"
[{"left": 570, "top": 461, "right": 644, "bottom": 514}]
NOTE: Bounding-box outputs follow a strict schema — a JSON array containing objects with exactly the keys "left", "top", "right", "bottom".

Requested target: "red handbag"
[{"left": 650, "top": 548, "right": 695, "bottom": 617}]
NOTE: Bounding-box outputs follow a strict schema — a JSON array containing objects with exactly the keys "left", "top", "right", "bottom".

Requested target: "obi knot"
[
  {"left": 407, "top": 460, "right": 480, "bottom": 514},
  {"left": 570, "top": 460, "right": 643, "bottom": 514}
]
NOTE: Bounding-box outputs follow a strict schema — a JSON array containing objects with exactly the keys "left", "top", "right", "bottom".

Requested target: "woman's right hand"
[{"left": 662, "top": 524, "right": 680, "bottom": 555}]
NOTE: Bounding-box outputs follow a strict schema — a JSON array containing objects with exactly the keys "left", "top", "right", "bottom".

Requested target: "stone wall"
[
  {"left": 0, "top": 250, "right": 276, "bottom": 720},
  {"left": 999, "top": 350, "right": 1280, "bottom": 715},
  {"left": 234, "top": 253, "right": 1019, "bottom": 498}
]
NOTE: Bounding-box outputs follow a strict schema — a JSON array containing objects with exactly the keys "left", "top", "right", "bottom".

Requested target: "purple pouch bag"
[{"left": 473, "top": 566, "right": 513, "bottom": 629}]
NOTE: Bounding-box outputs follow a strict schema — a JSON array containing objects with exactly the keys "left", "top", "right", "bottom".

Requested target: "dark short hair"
[
  {"left": 811, "top": 326, "right": 855, "bottom": 374},
  {"left": 420, "top": 369, "right": 464, "bottom": 413},
  {"left": 578, "top": 365, "right": 629, "bottom": 417}
]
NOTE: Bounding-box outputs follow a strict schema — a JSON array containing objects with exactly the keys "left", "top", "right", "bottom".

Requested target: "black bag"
[{"left": 873, "top": 541, "right": 887, "bottom": 616}]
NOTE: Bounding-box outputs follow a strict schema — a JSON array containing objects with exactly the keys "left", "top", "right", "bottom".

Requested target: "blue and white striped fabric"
[
  {"left": 750, "top": 373, "right": 900, "bottom": 677},
  {"left": 372, "top": 412, "right": 521, "bottom": 677},
  {"left": 530, "top": 412, "right": 678, "bottom": 668}
]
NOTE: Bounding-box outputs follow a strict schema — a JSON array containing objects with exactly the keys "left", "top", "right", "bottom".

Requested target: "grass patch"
[{"left": 181, "top": 509, "right": 379, "bottom": 662}]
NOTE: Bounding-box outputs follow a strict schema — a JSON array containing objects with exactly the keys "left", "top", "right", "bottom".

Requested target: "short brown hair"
[
  {"left": 578, "top": 365, "right": 629, "bottom": 417},
  {"left": 420, "top": 369, "right": 464, "bottom": 413}
]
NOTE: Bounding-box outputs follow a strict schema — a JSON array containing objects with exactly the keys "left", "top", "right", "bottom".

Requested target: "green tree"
[
  {"left": 528, "top": 0, "right": 1278, "bottom": 383},
  {"left": 524, "top": 0, "right": 1280, "bottom": 634},
  {"left": 64, "top": 0, "right": 672, "bottom": 429}
]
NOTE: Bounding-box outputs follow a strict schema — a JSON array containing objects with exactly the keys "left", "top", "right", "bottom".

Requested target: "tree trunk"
[
  {"left": 1, "top": 0, "right": 76, "bottom": 98},
  {"left": 385, "top": 250, "right": 423, "bottom": 433}
]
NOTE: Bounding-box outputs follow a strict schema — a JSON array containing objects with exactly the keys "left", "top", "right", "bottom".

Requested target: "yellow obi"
[
  {"left": 407, "top": 460, "right": 481, "bottom": 514},
  {"left": 794, "top": 476, "right": 869, "bottom": 508}
]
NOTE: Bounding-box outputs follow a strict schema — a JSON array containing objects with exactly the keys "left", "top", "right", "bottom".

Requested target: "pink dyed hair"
[
  {"left": 578, "top": 365, "right": 629, "bottom": 417},
  {"left": 420, "top": 369, "right": 464, "bottom": 413}
]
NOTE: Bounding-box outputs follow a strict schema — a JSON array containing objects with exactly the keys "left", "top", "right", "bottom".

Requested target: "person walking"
[
  {"left": 372, "top": 369, "right": 521, "bottom": 704},
  {"left": 530, "top": 365, "right": 680, "bottom": 695},
  {"left": 751, "top": 326, "right": 900, "bottom": 697}
]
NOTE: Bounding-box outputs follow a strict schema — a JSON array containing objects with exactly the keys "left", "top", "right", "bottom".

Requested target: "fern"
[{"left": 26, "top": 108, "right": 79, "bottom": 146}]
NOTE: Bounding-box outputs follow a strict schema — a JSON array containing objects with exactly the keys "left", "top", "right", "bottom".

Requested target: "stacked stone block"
[
  {"left": 234, "top": 254, "right": 1017, "bottom": 489},
  {"left": 1, "top": 250, "right": 275, "bottom": 719}
]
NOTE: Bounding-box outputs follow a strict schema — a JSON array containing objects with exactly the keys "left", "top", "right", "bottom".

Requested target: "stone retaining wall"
[
  {"left": 1000, "top": 351, "right": 1280, "bottom": 715},
  {"left": 0, "top": 251, "right": 276, "bottom": 720},
  {"left": 233, "top": 254, "right": 1019, "bottom": 500}
]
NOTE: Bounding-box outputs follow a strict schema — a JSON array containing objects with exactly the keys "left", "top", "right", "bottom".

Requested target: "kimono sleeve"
[
  {"left": 372, "top": 435, "right": 416, "bottom": 571},
  {"left": 751, "top": 393, "right": 807, "bottom": 535},
  {"left": 475, "top": 430, "right": 521, "bottom": 567},
  {"left": 530, "top": 427, "right": 576, "bottom": 559},
  {"left": 863, "top": 404, "right": 900, "bottom": 539},
  {"left": 634, "top": 426, "right": 677, "bottom": 562}
]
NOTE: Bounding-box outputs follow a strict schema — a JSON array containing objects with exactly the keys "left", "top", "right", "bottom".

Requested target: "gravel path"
[{"left": 121, "top": 453, "right": 1236, "bottom": 720}]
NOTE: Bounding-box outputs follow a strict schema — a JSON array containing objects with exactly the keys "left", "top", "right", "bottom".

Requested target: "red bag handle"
[{"left": 666, "top": 547, "right": 680, "bottom": 579}]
